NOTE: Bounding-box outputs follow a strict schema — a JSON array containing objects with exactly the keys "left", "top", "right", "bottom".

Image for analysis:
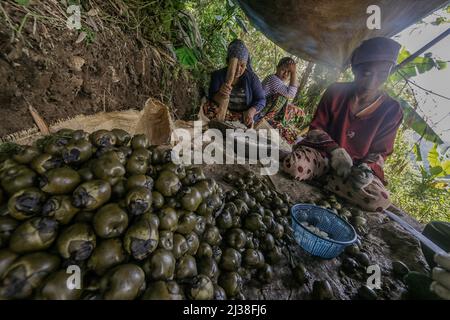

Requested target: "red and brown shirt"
[{"left": 299, "top": 82, "right": 403, "bottom": 184}]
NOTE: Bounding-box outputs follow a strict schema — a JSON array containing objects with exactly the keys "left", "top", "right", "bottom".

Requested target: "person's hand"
[
  {"left": 330, "top": 147, "right": 353, "bottom": 178},
  {"left": 219, "top": 83, "right": 232, "bottom": 97},
  {"left": 430, "top": 252, "right": 450, "bottom": 300},
  {"left": 347, "top": 163, "right": 374, "bottom": 190},
  {"left": 288, "top": 61, "right": 297, "bottom": 73},
  {"left": 244, "top": 107, "right": 257, "bottom": 127}
]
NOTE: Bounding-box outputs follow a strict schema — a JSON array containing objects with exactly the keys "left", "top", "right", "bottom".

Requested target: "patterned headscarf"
[{"left": 227, "top": 39, "right": 253, "bottom": 71}]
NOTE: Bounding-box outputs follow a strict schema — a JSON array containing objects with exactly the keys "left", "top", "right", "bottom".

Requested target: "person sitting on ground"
[
  {"left": 281, "top": 37, "right": 403, "bottom": 212},
  {"left": 256, "top": 57, "right": 304, "bottom": 143},
  {"left": 203, "top": 39, "right": 266, "bottom": 128}
]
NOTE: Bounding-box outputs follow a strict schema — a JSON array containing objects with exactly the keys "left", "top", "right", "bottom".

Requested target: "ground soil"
[
  {"left": 203, "top": 164, "right": 429, "bottom": 300},
  {"left": 0, "top": 1, "right": 199, "bottom": 138}
]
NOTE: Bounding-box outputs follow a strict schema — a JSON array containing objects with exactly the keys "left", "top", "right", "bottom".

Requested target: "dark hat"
[{"left": 351, "top": 37, "right": 401, "bottom": 66}]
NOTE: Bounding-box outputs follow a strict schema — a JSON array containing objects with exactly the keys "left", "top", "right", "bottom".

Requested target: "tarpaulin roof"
[{"left": 236, "top": 0, "right": 449, "bottom": 68}]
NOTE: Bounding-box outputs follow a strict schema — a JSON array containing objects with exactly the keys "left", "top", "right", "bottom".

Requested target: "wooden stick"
[
  {"left": 216, "top": 58, "right": 238, "bottom": 121},
  {"left": 28, "top": 105, "right": 50, "bottom": 135}
]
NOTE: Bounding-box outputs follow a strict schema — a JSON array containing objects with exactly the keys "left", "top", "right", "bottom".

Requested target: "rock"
[{"left": 69, "top": 56, "right": 85, "bottom": 72}]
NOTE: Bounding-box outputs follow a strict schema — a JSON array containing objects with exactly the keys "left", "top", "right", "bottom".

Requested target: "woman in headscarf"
[
  {"left": 256, "top": 57, "right": 305, "bottom": 144},
  {"left": 281, "top": 37, "right": 403, "bottom": 212},
  {"left": 203, "top": 39, "right": 266, "bottom": 127}
]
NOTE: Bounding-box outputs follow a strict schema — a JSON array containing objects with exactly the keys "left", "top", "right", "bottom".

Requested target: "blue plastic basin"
[{"left": 290, "top": 203, "right": 357, "bottom": 259}]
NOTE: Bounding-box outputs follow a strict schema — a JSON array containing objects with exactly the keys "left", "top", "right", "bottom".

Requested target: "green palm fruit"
[
  {"left": 123, "top": 219, "right": 158, "bottom": 260},
  {"left": 1, "top": 165, "right": 37, "bottom": 195},
  {"left": 178, "top": 187, "right": 202, "bottom": 212},
  {"left": 185, "top": 232, "right": 200, "bottom": 256},
  {"left": 151, "top": 191, "right": 164, "bottom": 209},
  {"left": 90, "top": 130, "right": 116, "bottom": 148},
  {"left": 111, "top": 129, "right": 131, "bottom": 146},
  {"left": 162, "top": 163, "right": 186, "bottom": 179},
  {"left": 158, "top": 231, "right": 173, "bottom": 251},
  {"left": 40, "top": 167, "right": 81, "bottom": 194},
  {"left": 9, "top": 217, "right": 58, "bottom": 253},
  {"left": 219, "top": 248, "right": 241, "bottom": 272},
  {"left": 197, "top": 257, "right": 219, "bottom": 282},
  {"left": 72, "top": 180, "right": 111, "bottom": 211},
  {"left": 91, "top": 153, "right": 126, "bottom": 186},
  {"left": 175, "top": 255, "right": 197, "bottom": 280},
  {"left": 188, "top": 275, "right": 214, "bottom": 300},
  {"left": 127, "top": 174, "right": 154, "bottom": 191},
  {"left": 242, "top": 249, "right": 265, "bottom": 269},
  {"left": 0, "top": 217, "right": 19, "bottom": 248},
  {"left": 176, "top": 212, "right": 197, "bottom": 235},
  {"left": 0, "top": 252, "right": 60, "bottom": 299},
  {"left": 172, "top": 233, "right": 188, "bottom": 259},
  {"left": 143, "top": 249, "right": 176, "bottom": 281},
  {"left": 213, "top": 284, "right": 227, "bottom": 300},
  {"left": 87, "top": 238, "right": 126, "bottom": 276},
  {"left": 218, "top": 272, "right": 242, "bottom": 298},
  {"left": 93, "top": 203, "right": 128, "bottom": 238},
  {"left": 0, "top": 249, "right": 18, "bottom": 278},
  {"left": 38, "top": 269, "right": 83, "bottom": 300},
  {"left": 100, "top": 264, "right": 146, "bottom": 300},
  {"left": 8, "top": 188, "right": 46, "bottom": 220},
  {"left": 13, "top": 146, "right": 40, "bottom": 164},
  {"left": 62, "top": 139, "right": 93, "bottom": 165},
  {"left": 130, "top": 134, "right": 149, "bottom": 149},
  {"left": 203, "top": 225, "right": 221, "bottom": 246},
  {"left": 155, "top": 170, "right": 181, "bottom": 197},
  {"left": 56, "top": 223, "right": 96, "bottom": 261},
  {"left": 226, "top": 228, "right": 247, "bottom": 250},
  {"left": 157, "top": 207, "right": 178, "bottom": 232},
  {"left": 30, "top": 153, "right": 62, "bottom": 175},
  {"left": 125, "top": 186, "right": 152, "bottom": 216},
  {"left": 257, "top": 263, "right": 274, "bottom": 284},
  {"left": 196, "top": 242, "right": 213, "bottom": 259},
  {"left": 141, "top": 281, "right": 183, "bottom": 300}
]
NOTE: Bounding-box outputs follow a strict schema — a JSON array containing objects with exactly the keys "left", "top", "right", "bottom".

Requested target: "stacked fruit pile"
[{"left": 0, "top": 128, "right": 292, "bottom": 300}]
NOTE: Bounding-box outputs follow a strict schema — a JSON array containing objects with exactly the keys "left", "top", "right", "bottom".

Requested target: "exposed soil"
[
  {"left": 203, "top": 164, "right": 429, "bottom": 300},
  {"left": 0, "top": 1, "right": 199, "bottom": 138}
]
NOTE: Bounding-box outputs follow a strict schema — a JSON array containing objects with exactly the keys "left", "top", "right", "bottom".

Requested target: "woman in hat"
[
  {"left": 281, "top": 37, "right": 403, "bottom": 212},
  {"left": 203, "top": 39, "right": 266, "bottom": 127}
]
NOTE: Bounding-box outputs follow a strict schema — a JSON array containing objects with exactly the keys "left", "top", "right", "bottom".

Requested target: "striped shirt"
[{"left": 262, "top": 74, "right": 298, "bottom": 99}]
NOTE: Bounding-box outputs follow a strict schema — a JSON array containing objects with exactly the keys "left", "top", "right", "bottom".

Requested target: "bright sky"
[{"left": 394, "top": 8, "right": 450, "bottom": 144}]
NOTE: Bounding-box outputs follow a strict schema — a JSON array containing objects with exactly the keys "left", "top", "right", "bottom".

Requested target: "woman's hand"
[
  {"left": 330, "top": 147, "right": 353, "bottom": 178},
  {"left": 244, "top": 107, "right": 257, "bottom": 127},
  {"left": 288, "top": 61, "right": 297, "bottom": 73},
  {"left": 219, "top": 83, "right": 232, "bottom": 97}
]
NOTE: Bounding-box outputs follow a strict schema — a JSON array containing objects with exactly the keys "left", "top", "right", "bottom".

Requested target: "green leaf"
[
  {"left": 427, "top": 144, "right": 440, "bottom": 168},
  {"left": 15, "top": 0, "right": 30, "bottom": 5},
  {"left": 175, "top": 46, "right": 198, "bottom": 68},
  {"left": 430, "top": 166, "right": 443, "bottom": 176},
  {"left": 399, "top": 100, "right": 444, "bottom": 145},
  {"left": 436, "top": 60, "right": 447, "bottom": 70},
  {"left": 442, "top": 160, "right": 450, "bottom": 175},
  {"left": 413, "top": 143, "right": 422, "bottom": 162}
]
